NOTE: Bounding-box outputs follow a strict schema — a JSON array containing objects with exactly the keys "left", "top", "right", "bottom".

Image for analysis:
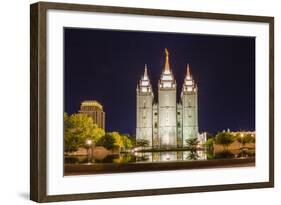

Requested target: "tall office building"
[{"left": 79, "top": 100, "right": 105, "bottom": 130}]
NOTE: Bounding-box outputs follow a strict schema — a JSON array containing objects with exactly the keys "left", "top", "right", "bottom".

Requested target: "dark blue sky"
[{"left": 64, "top": 28, "right": 255, "bottom": 135}]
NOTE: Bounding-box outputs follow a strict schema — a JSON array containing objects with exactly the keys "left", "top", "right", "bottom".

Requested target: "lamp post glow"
[
  {"left": 85, "top": 139, "right": 93, "bottom": 161},
  {"left": 240, "top": 133, "right": 245, "bottom": 158},
  {"left": 86, "top": 139, "right": 92, "bottom": 146},
  {"left": 240, "top": 133, "right": 244, "bottom": 148}
]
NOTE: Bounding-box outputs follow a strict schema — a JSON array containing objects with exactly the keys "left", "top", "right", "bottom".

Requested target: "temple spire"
[
  {"left": 186, "top": 64, "right": 191, "bottom": 79},
  {"left": 164, "top": 48, "right": 170, "bottom": 74},
  {"left": 182, "top": 63, "right": 196, "bottom": 93},
  {"left": 138, "top": 64, "right": 153, "bottom": 93},
  {"left": 144, "top": 64, "right": 148, "bottom": 77},
  {"left": 143, "top": 64, "right": 148, "bottom": 80},
  {"left": 159, "top": 48, "right": 176, "bottom": 88}
]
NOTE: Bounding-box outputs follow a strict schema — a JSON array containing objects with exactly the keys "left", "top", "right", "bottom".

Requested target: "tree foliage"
[
  {"left": 236, "top": 133, "right": 255, "bottom": 145},
  {"left": 64, "top": 113, "right": 81, "bottom": 153},
  {"left": 204, "top": 138, "right": 214, "bottom": 150},
  {"left": 128, "top": 135, "right": 136, "bottom": 147},
  {"left": 206, "top": 132, "right": 214, "bottom": 140},
  {"left": 64, "top": 113, "right": 135, "bottom": 153},
  {"left": 121, "top": 134, "right": 133, "bottom": 149},
  {"left": 96, "top": 133, "right": 116, "bottom": 150},
  {"left": 136, "top": 139, "right": 149, "bottom": 148},
  {"left": 96, "top": 132, "right": 134, "bottom": 150},
  {"left": 185, "top": 137, "right": 199, "bottom": 152},
  {"left": 215, "top": 132, "right": 235, "bottom": 150},
  {"left": 110, "top": 132, "right": 124, "bottom": 147},
  {"left": 64, "top": 113, "right": 105, "bottom": 153}
]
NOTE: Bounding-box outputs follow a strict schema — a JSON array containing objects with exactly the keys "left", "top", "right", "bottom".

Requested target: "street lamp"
[
  {"left": 240, "top": 133, "right": 244, "bottom": 149},
  {"left": 240, "top": 133, "right": 244, "bottom": 157},
  {"left": 86, "top": 139, "right": 92, "bottom": 146},
  {"left": 85, "top": 139, "right": 93, "bottom": 161}
]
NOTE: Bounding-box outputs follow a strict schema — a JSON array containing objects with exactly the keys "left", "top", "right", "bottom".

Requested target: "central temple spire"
[
  {"left": 186, "top": 64, "right": 191, "bottom": 80},
  {"left": 143, "top": 64, "right": 148, "bottom": 80},
  {"left": 164, "top": 48, "right": 171, "bottom": 74},
  {"left": 159, "top": 48, "right": 176, "bottom": 89}
]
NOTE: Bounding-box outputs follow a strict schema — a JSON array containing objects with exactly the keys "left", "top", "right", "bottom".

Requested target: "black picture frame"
[{"left": 30, "top": 1, "right": 274, "bottom": 202}]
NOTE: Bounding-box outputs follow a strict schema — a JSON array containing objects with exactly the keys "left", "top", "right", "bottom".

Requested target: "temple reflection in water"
[{"left": 133, "top": 150, "right": 207, "bottom": 163}]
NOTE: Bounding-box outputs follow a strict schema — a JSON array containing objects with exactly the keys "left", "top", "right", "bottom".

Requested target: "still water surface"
[{"left": 65, "top": 149, "right": 255, "bottom": 165}]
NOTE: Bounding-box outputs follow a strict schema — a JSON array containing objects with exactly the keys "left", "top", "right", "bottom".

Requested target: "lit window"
[
  {"left": 185, "top": 80, "right": 192, "bottom": 86},
  {"left": 141, "top": 81, "right": 149, "bottom": 86},
  {"left": 141, "top": 87, "right": 147, "bottom": 92},
  {"left": 162, "top": 75, "right": 173, "bottom": 81},
  {"left": 163, "top": 82, "right": 172, "bottom": 88}
]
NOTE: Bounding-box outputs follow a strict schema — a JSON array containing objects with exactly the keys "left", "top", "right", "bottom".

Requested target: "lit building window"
[
  {"left": 163, "top": 82, "right": 172, "bottom": 88},
  {"left": 141, "top": 87, "right": 147, "bottom": 92},
  {"left": 141, "top": 81, "right": 149, "bottom": 86},
  {"left": 162, "top": 75, "right": 173, "bottom": 81},
  {"left": 185, "top": 80, "right": 192, "bottom": 86}
]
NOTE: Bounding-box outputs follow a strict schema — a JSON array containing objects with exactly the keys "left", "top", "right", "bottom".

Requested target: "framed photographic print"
[{"left": 30, "top": 1, "right": 274, "bottom": 202}]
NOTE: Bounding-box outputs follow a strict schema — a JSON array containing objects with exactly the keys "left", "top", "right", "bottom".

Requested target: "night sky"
[{"left": 64, "top": 28, "right": 255, "bottom": 135}]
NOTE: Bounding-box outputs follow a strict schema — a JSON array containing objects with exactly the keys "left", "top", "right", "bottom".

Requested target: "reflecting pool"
[{"left": 65, "top": 149, "right": 255, "bottom": 165}]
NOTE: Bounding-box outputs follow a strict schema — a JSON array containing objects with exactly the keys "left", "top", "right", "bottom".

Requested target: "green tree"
[
  {"left": 64, "top": 113, "right": 81, "bottom": 153},
  {"left": 64, "top": 113, "right": 105, "bottom": 153},
  {"left": 250, "top": 135, "right": 255, "bottom": 143},
  {"left": 97, "top": 132, "right": 134, "bottom": 151},
  {"left": 237, "top": 133, "right": 255, "bottom": 147},
  {"left": 109, "top": 132, "right": 124, "bottom": 148},
  {"left": 90, "top": 124, "right": 105, "bottom": 144},
  {"left": 121, "top": 134, "right": 133, "bottom": 149},
  {"left": 206, "top": 132, "right": 214, "bottom": 140},
  {"left": 96, "top": 133, "right": 116, "bottom": 150},
  {"left": 186, "top": 151, "right": 199, "bottom": 160},
  {"left": 70, "top": 114, "right": 104, "bottom": 144},
  {"left": 185, "top": 137, "right": 199, "bottom": 152},
  {"left": 204, "top": 138, "right": 214, "bottom": 150},
  {"left": 128, "top": 135, "right": 136, "bottom": 147},
  {"left": 215, "top": 132, "right": 235, "bottom": 151},
  {"left": 136, "top": 139, "right": 149, "bottom": 150}
]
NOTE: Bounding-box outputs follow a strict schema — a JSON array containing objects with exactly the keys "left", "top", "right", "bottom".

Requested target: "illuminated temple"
[{"left": 136, "top": 49, "right": 198, "bottom": 148}]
